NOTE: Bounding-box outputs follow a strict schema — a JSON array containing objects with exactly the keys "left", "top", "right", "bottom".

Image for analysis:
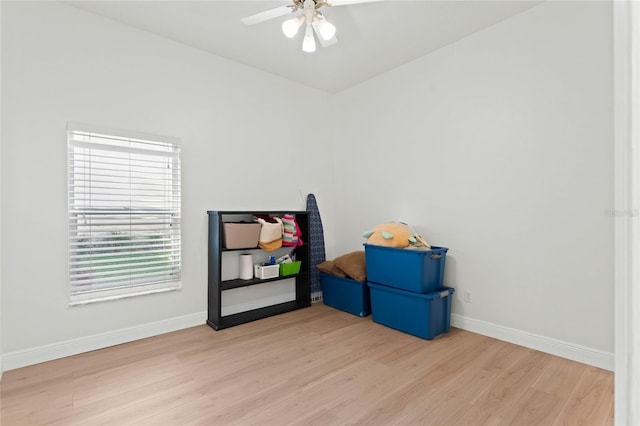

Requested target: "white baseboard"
[
  {"left": 450, "top": 313, "right": 614, "bottom": 371},
  {"left": 1, "top": 311, "right": 614, "bottom": 373},
  {"left": 2, "top": 311, "right": 207, "bottom": 372}
]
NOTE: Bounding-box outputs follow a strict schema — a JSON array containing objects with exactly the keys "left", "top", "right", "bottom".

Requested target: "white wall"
[
  {"left": 333, "top": 1, "right": 613, "bottom": 354},
  {"left": 0, "top": 2, "right": 333, "bottom": 356}
]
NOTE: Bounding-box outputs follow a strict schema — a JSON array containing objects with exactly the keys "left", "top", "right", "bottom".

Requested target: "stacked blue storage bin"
[{"left": 364, "top": 244, "right": 454, "bottom": 340}]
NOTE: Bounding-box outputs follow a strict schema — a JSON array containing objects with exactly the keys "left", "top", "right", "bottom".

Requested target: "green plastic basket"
[{"left": 280, "top": 261, "right": 302, "bottom": 276}]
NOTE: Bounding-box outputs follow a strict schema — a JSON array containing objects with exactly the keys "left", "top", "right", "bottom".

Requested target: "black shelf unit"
[{"left": 207, "top": 210, "right": 311, "bottom": 330}]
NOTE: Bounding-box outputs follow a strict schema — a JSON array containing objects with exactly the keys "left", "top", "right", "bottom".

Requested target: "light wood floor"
[{"left": 0, "top": 303, "right": 613, "bottom": 426}]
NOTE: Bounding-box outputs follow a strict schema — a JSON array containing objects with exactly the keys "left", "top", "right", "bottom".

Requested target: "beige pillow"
[
  {"left": 316, "top": 260, "right": 347, "bottom": 278},
  {"left": 333, "top": 251, "right": 366, "bottom": 282}
]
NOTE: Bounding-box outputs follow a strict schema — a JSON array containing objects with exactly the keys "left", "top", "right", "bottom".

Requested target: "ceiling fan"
[{"left": 241, "top": 0, "right": 383, "bottom": 53}]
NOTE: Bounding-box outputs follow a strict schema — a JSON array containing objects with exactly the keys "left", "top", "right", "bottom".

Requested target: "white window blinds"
[{"left": 67, "top": 123, "right": 181, "bottom": 305}]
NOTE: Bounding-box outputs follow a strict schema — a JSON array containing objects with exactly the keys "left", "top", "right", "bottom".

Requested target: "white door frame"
[{"left": 614, "top": 1, "right": 640, "bottom": 425}]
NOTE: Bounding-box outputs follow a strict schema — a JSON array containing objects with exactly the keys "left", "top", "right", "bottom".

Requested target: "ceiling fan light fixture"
[
  {"left": 281, "top": 15, "right": 305, "bottom": 38},
  {"left": 302, "top": 25, "right": 316, "bottom": 52},
  {"left": 315, "top": 15, "right": 336, "bottom": 41},
  {"left": 242, "top": 0, "right": 383, "bottom": 53}
]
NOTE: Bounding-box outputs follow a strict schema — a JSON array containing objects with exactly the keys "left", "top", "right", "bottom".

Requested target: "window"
[{"left": 67, "top": 123, "right": 181, "bottom": 305}]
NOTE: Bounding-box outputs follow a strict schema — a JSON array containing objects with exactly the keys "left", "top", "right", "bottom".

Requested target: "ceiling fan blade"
[
  {"left": 241, "top": 5, "right": 293, "bottom": 26},
  {"left": 312, "top": 21, "right": 338, "bottom": 48},
  {"left": 327, "top": 0, "right": 384, "bottom": 6}
]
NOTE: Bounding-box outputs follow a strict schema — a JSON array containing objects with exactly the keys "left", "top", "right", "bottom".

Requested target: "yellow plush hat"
[{"left": 363, "top": 222, "right": 431, "bottom": 249}]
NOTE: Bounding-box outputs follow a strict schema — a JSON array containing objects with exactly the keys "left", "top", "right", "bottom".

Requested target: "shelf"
[
  {"left": 207, "top": 300, "right": 311, "bottom": 330},
  {"left": 207, "top": 210, "right": 311, "bottom": 331},
  {"left": 221, "top": 272, "right": 307, "bottom": 291}
]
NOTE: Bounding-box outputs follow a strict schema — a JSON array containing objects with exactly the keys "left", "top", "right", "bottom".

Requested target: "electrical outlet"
[{"left": 463, "top": 290, "right": 472, "bottom": 303}]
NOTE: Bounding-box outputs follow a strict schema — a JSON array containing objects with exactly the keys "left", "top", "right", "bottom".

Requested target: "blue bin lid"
[{"left": 363, "top": 244, "right": 449, "bottom": 255}]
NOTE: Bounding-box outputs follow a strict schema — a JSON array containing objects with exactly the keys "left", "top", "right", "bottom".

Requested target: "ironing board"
[{"left": 306, "top": 193, "right": 326, "bottom": 296}]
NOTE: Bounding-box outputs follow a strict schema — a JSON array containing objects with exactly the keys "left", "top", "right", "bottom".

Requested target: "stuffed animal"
[{"left": 363, "top": 222, "right": 431, "bottom": 249}]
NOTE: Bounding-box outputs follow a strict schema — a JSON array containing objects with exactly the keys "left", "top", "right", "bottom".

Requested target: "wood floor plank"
[
  {"left": 433, "top": 348, "right": 549, "bottom": 425},
  {"left": 552, "top": 366, "right": 614, "bottom": 426},
  {"left": 72, "top": 354, "right": 185, "bottom": 407},
  {"left": 134, "top": 394, "right": 221, "bottom": 426},
  {"left": 498, "top": 388, "right": 565, "bottom": 426},
  {"left": 0, "top": 303, "right": 613, "bottom": 426},
  {"left": 223, "top": 358, "right": 390, "bottom": 425},
  {"left": 290, "top": 408, "right": 342, "bottom": 426},
  {"left": 393, "top": 367, "right": 491, "bottom": 426},
  {"left": 532, "top": 354, "right": 593, "bottom": 400}
]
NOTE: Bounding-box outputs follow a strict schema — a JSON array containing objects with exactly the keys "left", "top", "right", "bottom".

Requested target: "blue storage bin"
[
  {"left": 321, "top": 272, "right": 371, "bottom": 317},
  {"left": 364, "top": 244, "right": 448, "bottom": 293},
  {"left": 368, "top": 282, "right": 454, "bottom": 340}
]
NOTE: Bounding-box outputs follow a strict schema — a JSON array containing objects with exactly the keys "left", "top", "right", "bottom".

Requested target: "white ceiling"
[{"left": 66, "top": 0, "right": 541, "bottom": 93}]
